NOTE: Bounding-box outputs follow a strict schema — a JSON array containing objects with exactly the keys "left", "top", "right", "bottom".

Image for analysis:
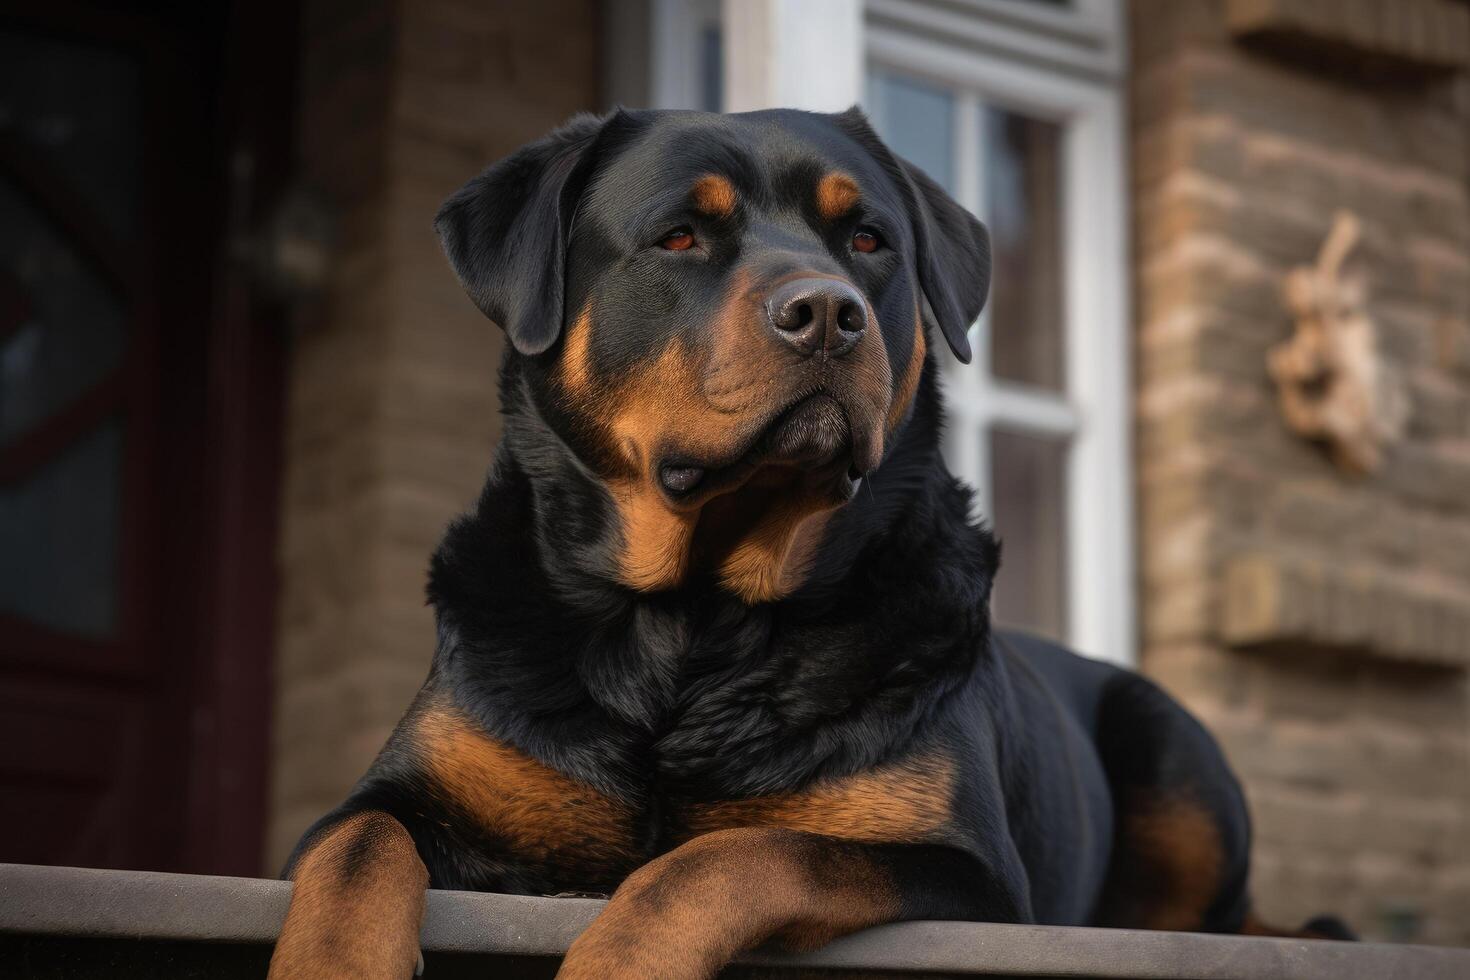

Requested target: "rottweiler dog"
[{"left": 268, "top": 107, "right": 1349, "bottom": 980}]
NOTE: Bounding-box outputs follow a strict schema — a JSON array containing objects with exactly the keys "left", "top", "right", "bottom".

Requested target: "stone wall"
[
  {"left": 1131, "top": 0, "right": 1470, "bottom": 944},
  {"left": 267, "top": 0, "right": 600, "bottom": 870}
]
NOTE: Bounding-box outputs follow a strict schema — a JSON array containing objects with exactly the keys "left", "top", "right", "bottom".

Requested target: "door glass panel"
[
  {"left": 0, "top": 30, "right": 143, "bottom": 243},
  {"left": 0, "top": 177, "right": 129, "bottom": 446},
  {"left": 866, "top": 71, "right": 956, "bottom": 194},
  {"left": 0, "top": 417, "right": 122, "bottom": 638},
  {"left": 983, "top": 107, "right": 1065, "bottom": 392},
  {"left": 989, "top": 427, "right": 1067, "bottom": 642}
]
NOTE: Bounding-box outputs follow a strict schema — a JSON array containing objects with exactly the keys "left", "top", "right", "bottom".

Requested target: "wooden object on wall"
[{"left": 1267, "top": 211, "right": 1407, "bottom": 475}]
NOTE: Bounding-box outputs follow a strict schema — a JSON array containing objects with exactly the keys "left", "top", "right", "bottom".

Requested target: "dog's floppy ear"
[
  {"left": 901, "top": 163, "right": 991, "bottom": 364},
  {"left": 833, "top": 107, "right": 990, "bottom": 364},
  {"left": 435, "top": 112, "right": 618, "bottom": 356}
]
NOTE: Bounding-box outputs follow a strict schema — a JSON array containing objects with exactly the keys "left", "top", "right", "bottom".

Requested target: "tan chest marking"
[
  {"left": 679, "top": 754, "right": 955, "bottom": 845},
  {"left": 415, "top": 708, "right": 636, "bottom": 868}
]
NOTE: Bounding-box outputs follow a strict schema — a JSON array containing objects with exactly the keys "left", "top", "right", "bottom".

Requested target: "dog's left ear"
[
  {"left": 900, "top": 163, "right": 991, "bottom": 364},
  {"left": 834, "top": 108, "right": 990, "bottom": 364},
  {"left": 435, "top": 111, "right": 622, "bottom": 356}
]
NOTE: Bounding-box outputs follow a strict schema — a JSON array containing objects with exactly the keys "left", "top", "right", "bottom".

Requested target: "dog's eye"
[
  {"left": 852, "top": 229, "right": 881, "bottom": 254},
  {"left": 661, "top": 228, "right": 696, "bottom": 251}
]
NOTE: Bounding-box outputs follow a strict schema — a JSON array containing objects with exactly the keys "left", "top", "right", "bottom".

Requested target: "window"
[
  {"left": 609, "top": 0, "right": 1133, "bottom": 663},
  {"left": 865, "top": 1, "right": 1132, "bottom": 663}
]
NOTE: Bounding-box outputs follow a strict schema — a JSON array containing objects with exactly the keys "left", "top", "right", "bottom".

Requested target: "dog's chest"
[
  {"left": 414, "top": 708, "right": 640, "bottom": 886},
  {"left": 666, "top": 751, "right": 956, "bottom": 846},
  {"left": 414, "top": 706, "right": 955, "bottom": 894}
]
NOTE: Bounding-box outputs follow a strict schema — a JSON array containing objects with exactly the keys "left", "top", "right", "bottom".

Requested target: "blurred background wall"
[
  {"left": 1131, "top": 0, "right": 1470, "bottom": 944},
  {"left": 1, "top": 0, "right": 1466, "bottom": 945},
  {"left": 269, "top": 0, "right": 597, "bottom": 878}
]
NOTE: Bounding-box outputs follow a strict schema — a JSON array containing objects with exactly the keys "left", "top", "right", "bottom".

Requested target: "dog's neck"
[{"left": 425, "top": 357, "right": 999, "bottom": 801}]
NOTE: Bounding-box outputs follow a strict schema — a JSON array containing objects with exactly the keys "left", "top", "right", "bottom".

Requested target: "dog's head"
[{"left": 437, "top": 108, "right": 990, "bottom": 602}]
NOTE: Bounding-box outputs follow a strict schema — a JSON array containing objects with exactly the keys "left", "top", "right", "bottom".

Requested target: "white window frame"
[{"left": 866, "top": 2, "right": 1133, "bottom": 665}]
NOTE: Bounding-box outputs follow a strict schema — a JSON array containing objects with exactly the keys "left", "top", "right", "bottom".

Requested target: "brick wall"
[
  {"left": 1132, "top": 0, "right": 1470, "bottom": 943},
  {"left": 267, "top": 0, "right": 600, "bottom": 870}
]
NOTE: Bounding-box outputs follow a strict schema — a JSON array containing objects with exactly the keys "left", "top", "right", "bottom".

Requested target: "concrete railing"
[{"left": 2, "top": 863, "right": 1468, "bottom": 978}]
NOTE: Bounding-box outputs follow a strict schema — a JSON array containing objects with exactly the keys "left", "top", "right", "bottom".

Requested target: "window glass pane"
[
  {"left": 0, "top": 177, "right": 129, "bottom": 446},
  {"left": 984, "top": 107, "right": 1065, "bottom": 392},
  {"left": 0, "top": 30, "right": 142, "bottom": 243},
  {"left": 989, "top": 427, "right": 1068, "bottom": 643},
  {"left": 0, "top": 417, "right": 123, "bottom": 638},
  {"left": 699, "top": 23, "right": 723, "bottom": 112},
  {"left": 866, "top": 72, "right": 955, "bottom": 194}
]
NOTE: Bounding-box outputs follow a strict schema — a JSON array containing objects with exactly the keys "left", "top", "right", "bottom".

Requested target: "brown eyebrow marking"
[
  {"left": 816, "top": 172, "right": 861, "bottom": 221},
  {"left": 691, "top": 174, "right": 738, "bottom": 219}
]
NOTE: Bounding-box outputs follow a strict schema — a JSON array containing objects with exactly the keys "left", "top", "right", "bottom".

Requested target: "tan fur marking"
[
  {"left": 1111, "top": 792, "right": 1225, "bottom": 932},
  {"left": 691, "top": 174, "right": 738, "bottom": 219},
  {"left": 416, "top": 706, "right": 635, "bottom": 869},
  {"left": 606, "top": 338, "right": 720, "bottom": 590},
  {"left": 269, "top": 811, "right": 427, "bottom": 980},
  {"left": 850, "top": 297, "right": 894, "bottom": 453},
  {"left": 560, "top": 304, "right": 595, "bottom": 397},
  {"left": 885, "top": 315, "right": 927, "bottom": 433},
  {"left": 1133, "top": 799, "right": 1223, "bottom": 931},
  {"left": 816, "top": 172, "right": 861, "bottom": 221},
  {"left": 681, "top": 753, "right": 955, "bottom": 844},
  {"left": 716, "top": 494, "right": 836, "bottom": 604},
  {"left": 609, "top": 474, "right": 700, "bottom": 591},
  {"left": 558, "top": 827, "right": 901, "bottom": 980}
]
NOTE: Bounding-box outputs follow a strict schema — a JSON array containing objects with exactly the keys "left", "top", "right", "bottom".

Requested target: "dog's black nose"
[{"left": 765, "top": 278, "right": 867, "bottom": 358}]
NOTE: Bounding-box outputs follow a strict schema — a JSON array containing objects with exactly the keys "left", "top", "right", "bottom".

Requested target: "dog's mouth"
[{"left": 655, "top": 392, "right": 867, "bottom": 508}]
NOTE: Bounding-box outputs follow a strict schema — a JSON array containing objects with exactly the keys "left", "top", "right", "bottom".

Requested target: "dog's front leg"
[
  {"left": 268, "top": 810, "right": 429, "bottom": 980},
  {"left": 557, "top": 826, "right": 1026, "bottom": 980}
]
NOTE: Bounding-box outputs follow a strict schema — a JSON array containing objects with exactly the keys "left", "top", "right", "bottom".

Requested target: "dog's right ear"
[{"left": 435, "top": 112, "right": 620, "bottom": 356}]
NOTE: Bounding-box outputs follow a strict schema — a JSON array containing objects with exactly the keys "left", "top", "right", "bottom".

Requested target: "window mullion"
[
  {"left": 942, "top": 88, "right": 989, "bottom": 516},
  {"left": 987, "top": 384, "right": 1080, "bottom": 437},
  {"left": 955, "top": 89, "right": 989, "bottom": 379}
]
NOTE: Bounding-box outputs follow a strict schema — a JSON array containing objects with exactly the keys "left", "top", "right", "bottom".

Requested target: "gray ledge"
[{"left": 3, "top": 863, "right": 1469, "bottom": 979}]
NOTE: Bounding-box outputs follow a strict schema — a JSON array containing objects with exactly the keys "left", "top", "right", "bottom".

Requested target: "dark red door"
[{"left": 0, "top": 3, "right": 292, "bottom": 875}]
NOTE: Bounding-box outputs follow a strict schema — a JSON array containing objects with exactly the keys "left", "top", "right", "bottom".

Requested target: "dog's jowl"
[{"left": 269, "top": 108, "right": 1350, "bottom": 980}]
